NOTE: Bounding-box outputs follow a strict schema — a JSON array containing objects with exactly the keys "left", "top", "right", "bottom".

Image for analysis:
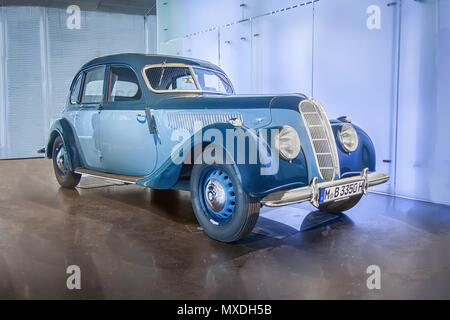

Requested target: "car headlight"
[
  {"left": 274, "top": 126, "right": 301, "bottom": 160},
  {"left": 339, "top": 124, "right": 358, "bottom": 152}
]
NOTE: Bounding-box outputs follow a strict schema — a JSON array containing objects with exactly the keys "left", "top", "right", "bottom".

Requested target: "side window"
[
  {"left": 81, "top": 66, "right": 105, "bottom": 104},
  {"left": 107, "top": 66, "right": 142, "bottom": 102},
  {"left": 70, "top": 73, "right": 83, "bottom": 104}
]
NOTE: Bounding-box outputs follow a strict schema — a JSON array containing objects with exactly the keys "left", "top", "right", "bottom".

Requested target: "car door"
[
  {"left": 74, "top": 65, "right": 106, "bottom": 171},
  {"left": 99, "top": 65, "right": 157, "bottom": 176}
]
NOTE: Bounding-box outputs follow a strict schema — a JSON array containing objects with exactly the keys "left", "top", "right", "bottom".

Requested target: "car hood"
[{"left": 152, "top": 93, "right": 308, "bottom": 128}]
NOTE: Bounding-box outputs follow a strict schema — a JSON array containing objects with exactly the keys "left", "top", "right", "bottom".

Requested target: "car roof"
[{"left": 80, "top": 53, "right": 225, "bottom": 74}]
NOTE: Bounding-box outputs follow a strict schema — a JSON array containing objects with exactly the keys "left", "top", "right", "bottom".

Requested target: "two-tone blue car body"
[{"left": 43, "top": 54, "right": 389, "bottom": 242}]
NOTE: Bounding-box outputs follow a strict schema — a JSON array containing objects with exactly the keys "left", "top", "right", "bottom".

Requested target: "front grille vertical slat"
[{"left": 300, "top": 100, "right": 340, "bottom": 181}]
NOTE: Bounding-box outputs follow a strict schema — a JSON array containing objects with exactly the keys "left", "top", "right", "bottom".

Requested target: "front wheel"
[
  {"left": 318, "top": 194, "right": 362, "bottom": 213},
  {"left": 52, "top": 136, "right": 81, "bottom": 188},
  {"left": 190, "top": 164, "right": 260, "bottom": 243}
]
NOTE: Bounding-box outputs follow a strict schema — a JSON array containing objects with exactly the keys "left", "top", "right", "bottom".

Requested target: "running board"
[{"left": 74, "top": 168, "right": 144, "bottom": 184}]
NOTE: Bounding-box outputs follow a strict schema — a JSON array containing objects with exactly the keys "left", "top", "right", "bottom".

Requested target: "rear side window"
[
  {"left": 70, "top": 73, "right": 83, "bottom": 104},
  {"left": 107, "top": 66, "right": 142, "bottom": 102},
  {"left": 81, "top": 66, "right": 105, "bottom": 104}
]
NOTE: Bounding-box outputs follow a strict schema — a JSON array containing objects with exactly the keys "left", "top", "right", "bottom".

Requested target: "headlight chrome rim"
[
  {"left": 274, "top": 126, "right": 301, "bottom": 161},
  {"left": 339, "top": 123, "right": 358, "bottom": 153}
]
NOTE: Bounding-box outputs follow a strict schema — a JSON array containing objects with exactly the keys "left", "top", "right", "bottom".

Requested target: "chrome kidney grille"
[{"left": 299, "top": 100, "right": 340, "bottom": 181}]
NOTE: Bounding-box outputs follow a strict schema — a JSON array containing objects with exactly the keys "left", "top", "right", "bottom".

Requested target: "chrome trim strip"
[
  {"left": 74, "top": 168, "right": 144, "bottom": 184},
  {"left": 261, "top": 169, "right": 390, "bottom": 207},
  {"left": 189, "top": 65, "right": 202, "bottom": 91}
]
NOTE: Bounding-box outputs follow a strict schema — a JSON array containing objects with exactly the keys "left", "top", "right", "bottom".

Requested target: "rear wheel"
[
  {"left": 318, "top": 194, "right": 362, "bottom": 213},
  {"left": 190, "top": 163, "right": 260, "bottom": 243},
  {"left": 52, "top": 136, "right": 81, "bottom": 188}
]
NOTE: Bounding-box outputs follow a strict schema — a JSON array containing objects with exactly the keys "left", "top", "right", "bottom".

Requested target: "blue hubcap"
[{"left": 199, "top": 167, "right": 236, "bottom": 226}]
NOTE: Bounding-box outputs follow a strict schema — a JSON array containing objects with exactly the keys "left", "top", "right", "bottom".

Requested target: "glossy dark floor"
[{"left": 0, "top": 159, "right": 449, "bottom": 299}]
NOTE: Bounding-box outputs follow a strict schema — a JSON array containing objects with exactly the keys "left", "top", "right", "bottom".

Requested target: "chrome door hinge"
[{"left": 145, "top": 108, "right": 161, "bottom": 144}]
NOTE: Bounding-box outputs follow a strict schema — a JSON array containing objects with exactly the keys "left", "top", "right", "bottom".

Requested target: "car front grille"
[{"left": 299, "top": 100, "right": 340, "bottom": 181}]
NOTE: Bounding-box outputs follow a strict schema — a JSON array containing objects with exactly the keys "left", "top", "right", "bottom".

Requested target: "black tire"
[
  {"left": 318, "top": 194, "right": 362, "bottom": 213},
  {"left": 52, "top": 135, "right": 81, "bottom": 188},
  {"left": 190, "top": 163, "right": 260, "bottom": 243}
]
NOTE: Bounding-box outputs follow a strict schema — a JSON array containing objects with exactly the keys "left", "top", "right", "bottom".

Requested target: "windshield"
[
  {"left": 144, "top": 64, "right": 233, "bottom": 94},
  {"left": 191, "top": 67, "right": 233, "bottom": 94}
]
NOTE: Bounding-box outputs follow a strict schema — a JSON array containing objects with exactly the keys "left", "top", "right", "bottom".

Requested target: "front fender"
[
  {"left": 330, "top": 121, "right": 376, "bottom": 177},
  {"left": 137, "top": 123, "right": 241, "bottom": 189},
  {"left": 137, "top": 123, "right": 309, "bottom": 198},
  {"left": 46, "top": 118, "right": 81, "bottom": 171}
]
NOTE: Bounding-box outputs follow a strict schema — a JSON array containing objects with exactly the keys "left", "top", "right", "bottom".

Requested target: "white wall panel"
[
  {"left": 434, "top": 0, "right": 450, "bottom": 205},
  {"left": 245, "top": 0, "right": 310, "bottom": 19},
  {"left": 313, "top": 0, "right": 398, "bottom": 193},
  {"left": 252, "top": 4, "right": 313, "bottom": 95},
  {"left": 156, "top": 0, "right": 314, "bottom": 43},
  {"left": 219, "top": 21, "right": 252, "bottom": 94},
  {"left": 159, "top": 37, "right": 184, "bottom": 56},
  {"left": 157, "top": 0, "right": 243, "bottom": 43},
  {"left": 145, "top": 15, "right": 157, "bottom": 54},
  {"left": 159, "top": 30, "right": 219, "bottom": 65},
  {"left": 189, "top": 31, "right": 220, "bottom": 65},
  {"left": 396, "top": 0, "right": 448, "bottom": 205}
]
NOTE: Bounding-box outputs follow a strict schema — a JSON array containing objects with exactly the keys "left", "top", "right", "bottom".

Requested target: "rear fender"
[{"left": 46, "top": 118, "right": 81, "bottom": 171}]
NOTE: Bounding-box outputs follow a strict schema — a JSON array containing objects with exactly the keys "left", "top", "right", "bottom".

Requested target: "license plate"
[{"left": 319, "top": 180, "right": 365, "bottom": 204}]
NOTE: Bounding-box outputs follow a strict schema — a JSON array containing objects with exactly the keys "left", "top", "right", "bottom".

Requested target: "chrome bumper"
[{"left": 261, "top": 168, "right": 389, "bottom": 207}]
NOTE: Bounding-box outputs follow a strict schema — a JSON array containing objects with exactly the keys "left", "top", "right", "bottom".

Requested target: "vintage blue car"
[{"left": 42, "top": 53, "right": 389, "bottom": 242}]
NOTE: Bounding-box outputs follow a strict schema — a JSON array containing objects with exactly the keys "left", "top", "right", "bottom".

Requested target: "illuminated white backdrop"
[{"left": 157, "top": 0, "right": 450, "bottom": 206}]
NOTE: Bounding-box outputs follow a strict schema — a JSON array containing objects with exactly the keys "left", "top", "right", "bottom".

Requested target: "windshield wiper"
[{"left": 158, "top": 60, "right": 167, "bottom": 88}]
